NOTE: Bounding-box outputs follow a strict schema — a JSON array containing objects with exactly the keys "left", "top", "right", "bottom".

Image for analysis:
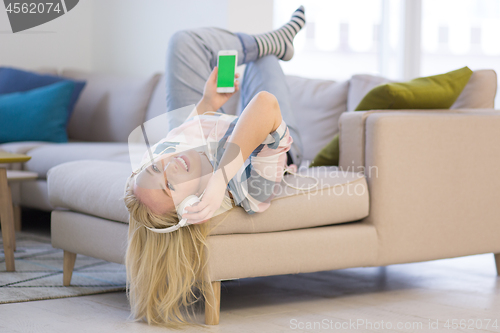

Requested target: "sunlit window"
[
  {"left": 421, "top": 0, "right": 500, "bottom": 107},
  {"left": 273, "top": 0, "right": 385, "bottom": 81},
  {"left": 275, "top": 0, "right": 499, "bottom": 108}
]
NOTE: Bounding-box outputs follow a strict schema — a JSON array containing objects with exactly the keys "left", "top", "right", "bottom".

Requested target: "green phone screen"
[{"left": 217, "top": 55, "right": 236, "bottom": 88}]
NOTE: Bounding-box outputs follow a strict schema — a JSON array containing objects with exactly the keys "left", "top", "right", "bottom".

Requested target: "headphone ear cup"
[{"left": 176, "top": 195, "right": 201, "bottom": 220}]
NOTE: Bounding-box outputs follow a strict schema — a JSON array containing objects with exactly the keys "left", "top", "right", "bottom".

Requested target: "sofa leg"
[
  {"left": 205, "top": 281, "right": 221, "bottom": 325},
  {"left": 63, "top": 251, "right": 77, "bottom": 286},
  {"left": 495, "top": 253, "right": 500, "bottom": 277}
]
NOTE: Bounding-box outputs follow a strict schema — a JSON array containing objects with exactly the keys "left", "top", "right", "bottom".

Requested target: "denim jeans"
[{"left": 164, "top": 27, "right": 303, "bottom": 166}]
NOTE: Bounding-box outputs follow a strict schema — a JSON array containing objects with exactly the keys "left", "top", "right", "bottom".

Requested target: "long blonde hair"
[{"left": 123, "top": 175, "right": 233, "bottom": 329}]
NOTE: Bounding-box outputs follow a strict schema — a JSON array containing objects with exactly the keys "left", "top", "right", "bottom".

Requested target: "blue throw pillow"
[
  {"left": 0, "top": 66, "right": 86, "bottom": 121},
  {"left": 0, "top": 81, "right": 75, "bottom": 143}
]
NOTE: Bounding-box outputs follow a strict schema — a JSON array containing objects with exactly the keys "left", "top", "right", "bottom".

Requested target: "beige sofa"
[{"left": 2, "top": 67, "right": 500, "bottom": 325}]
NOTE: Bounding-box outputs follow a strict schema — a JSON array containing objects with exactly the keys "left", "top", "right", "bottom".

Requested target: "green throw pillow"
[
  {"left": 310, "top": 133, "right": 339, "bottom": 167},
  {"left": 309, "top": 67, "right": 473, "bottom": 168},
  {"left": 355, "top": 66, "right": 473, "bottom": 111}
]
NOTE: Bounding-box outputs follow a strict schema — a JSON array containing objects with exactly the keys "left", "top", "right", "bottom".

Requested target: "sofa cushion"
[
  {"left": 355, "top": 67, "right": 473, "bottom": 111},
  {"left": 348, "top": 75, "right": 392, "bottom": 111},
  {"left": 145, "top": 65, "right": 245, "bottom": 121},
  {"left": 48, "top": 161, "right": 369, "bottom": 235},
  {"left": 0, "top": 66, "right": 86, "bottom": 119},
  {"left": 309, "top": 132, "right": 340, "bottom": 168},
  {"left": 144, "top": 74, "right": 349, "bottom": 162},
  {"left": 35, "top": 67, "right": 60, "bottom": 76},
  {"left": 61, "top": 69, "right": 161, "bottom": 143},
  {"left": 210, "top": 166, "right": 369, "bottom": 235},
  {"left": 285, "top": 75, "right": 349, "bottom": 161},
  {"left": 451, "top": 69, "right": 497, "bottom": 109},
  {"left": 21, "top": 180, "right": 53, "bottom": 211},
  {"left": 347, "top": 69, "right": 497, "bottom": 111},
  {"left": 0, "top": 81, "right": 76, "bottom": 144},
  {"left": 144, "top": 74, "right": 167, "bottom": 122},
  {"left": 0, "top": 141, "right": 49, "bottom": 155},
  {"left": 25, "top": 142, "right": 130, "bottom": 178}
]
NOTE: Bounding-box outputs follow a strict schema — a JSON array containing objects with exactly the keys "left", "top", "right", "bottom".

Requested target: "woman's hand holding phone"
[{"left": 197, "top": 66, "right": 239, "bottom": 113}]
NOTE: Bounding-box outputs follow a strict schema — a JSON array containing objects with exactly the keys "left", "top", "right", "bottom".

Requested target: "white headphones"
[
  {"left": 145, "top": 194, "right": 202, "bottom": 233},
  {"left": 145, "top": 113, "right": 221, "bottom": 233}
]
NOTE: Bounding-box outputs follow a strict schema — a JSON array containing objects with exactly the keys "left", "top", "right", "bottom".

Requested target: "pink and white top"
[{"left": 145, "top": 113, "right": 293, "bottom": 214}]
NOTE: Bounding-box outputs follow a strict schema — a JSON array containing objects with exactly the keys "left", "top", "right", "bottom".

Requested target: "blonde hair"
[{"left": 123, "top": 175, "right": 233, "bottom": 329}]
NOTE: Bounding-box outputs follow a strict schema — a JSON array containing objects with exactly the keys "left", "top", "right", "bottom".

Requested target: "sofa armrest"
[
  {"left": 338, "top": 111, "right": 370, "bottom": 172},
  {"left": 361, "top": 110, "right": 500, "bottom": 265},
  {"left": 338, "top": 109, "right": 498, "bottom": 173}
]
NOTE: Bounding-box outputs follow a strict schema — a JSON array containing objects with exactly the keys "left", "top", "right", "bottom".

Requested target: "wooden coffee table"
[{"left": 0, "top": 152, "right": 38, "bottom": 272}]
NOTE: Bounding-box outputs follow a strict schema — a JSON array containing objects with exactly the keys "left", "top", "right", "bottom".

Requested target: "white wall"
[
  {"left": 227, "top": 0, "right": 273, "bottom": 34},
  {"left": 0, "top": 0, "right": 273, "bottom": 77},
  {"left": 92, "top": 0, "right": 273, "bottom": 76},
  {"left": 91, "top": 0, "right": 228, "bottom": 76},
  {"left": 0, "top": 0, "right": 93, "bottom": 72}
]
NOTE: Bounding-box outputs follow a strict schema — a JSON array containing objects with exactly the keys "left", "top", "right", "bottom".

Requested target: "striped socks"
[{"left": 252, "top": 6, "right": 306, "bottom": 61}]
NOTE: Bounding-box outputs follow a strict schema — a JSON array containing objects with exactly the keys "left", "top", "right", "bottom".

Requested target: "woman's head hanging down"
[{"left": 123, "top": 5, "right": 306, "bottom": 329}]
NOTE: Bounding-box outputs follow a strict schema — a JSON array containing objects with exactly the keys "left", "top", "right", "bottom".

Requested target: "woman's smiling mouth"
[{"left": 175, "top": 155, "right": 189, "bottom": 171}]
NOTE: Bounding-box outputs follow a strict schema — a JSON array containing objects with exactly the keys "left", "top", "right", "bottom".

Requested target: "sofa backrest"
[
  {"left": 144, "top": 73, "right": 350, "bottom": 161},
  {"left": 144, "top": 74, "right": 167, "bottom": 122},
  {"left": 62, "top": 69, "right": 161, "bottom": 143},
  {"left": 64, "top": 67, "right": 496, "bottom": 161}
]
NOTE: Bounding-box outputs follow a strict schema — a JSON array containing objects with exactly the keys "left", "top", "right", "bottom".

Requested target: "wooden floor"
[{"left": 1, "top": 223, "right": 499, "bottom": 332}]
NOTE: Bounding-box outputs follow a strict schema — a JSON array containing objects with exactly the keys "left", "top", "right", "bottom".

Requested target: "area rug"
[{"left": 0, "top": 231, "right": 126, "bottom": 304}]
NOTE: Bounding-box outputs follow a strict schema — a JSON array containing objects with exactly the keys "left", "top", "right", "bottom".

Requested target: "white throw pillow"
[
  {"left": 347, "top": 74, "right": 392, "bottom": 111},
  {"left": 451, "top": 69, "right": 497, "bottom": 109},
  {"left": 285, "top": 75, "right": 349, "bottom": 161}
]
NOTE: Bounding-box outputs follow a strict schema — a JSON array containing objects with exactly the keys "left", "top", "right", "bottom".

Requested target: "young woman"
[{"left": 124, "top": 6, "right": 306, "bottom": 328}]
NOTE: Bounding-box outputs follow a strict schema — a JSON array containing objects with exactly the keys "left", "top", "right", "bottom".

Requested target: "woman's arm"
[
  {"left": 187, "top": 67, "right": 240, "bottom": 118},
  {"left": 218, "top": 91, "right": 282, "bottom": 181},
  {"left": 183, "top": 91, "right": 282, "bottom": 223}
]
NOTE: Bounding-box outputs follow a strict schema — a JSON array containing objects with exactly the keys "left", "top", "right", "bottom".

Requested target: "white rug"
[{"left": 0, "top": 231, "right": 126, "bottom": 304}]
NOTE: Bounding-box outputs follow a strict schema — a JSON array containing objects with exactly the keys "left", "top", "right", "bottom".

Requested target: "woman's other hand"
[
  {"left": 198, "top": 67, "right": 239, "bottom": 113},
  {"left": 182, "top": 170, "right": 228, "bottom": 224}
]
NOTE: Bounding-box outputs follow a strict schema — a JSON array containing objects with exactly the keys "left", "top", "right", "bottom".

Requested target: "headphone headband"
[{"left": 144, "top": 194, "right": 202, "bottom": 233}]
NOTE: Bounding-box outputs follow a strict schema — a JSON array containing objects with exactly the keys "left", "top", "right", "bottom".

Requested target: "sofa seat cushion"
[
  {"left": 48, "top": 161, "right": 369, "bottom": 235},
  {"left": 25, "top": 143, "right": 130, "bottom": 178},
  {"left": 0, "top": 141, "right": 49, "bottom": 155}
]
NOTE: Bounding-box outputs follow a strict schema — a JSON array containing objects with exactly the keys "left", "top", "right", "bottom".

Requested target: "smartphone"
[{"left": 216, "top": 50, "right": 237, "bottom": 93}]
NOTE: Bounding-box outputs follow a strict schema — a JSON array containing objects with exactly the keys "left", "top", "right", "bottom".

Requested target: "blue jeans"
[{"left": 164, "top": 27, "right": 303, "bottom": 166}]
